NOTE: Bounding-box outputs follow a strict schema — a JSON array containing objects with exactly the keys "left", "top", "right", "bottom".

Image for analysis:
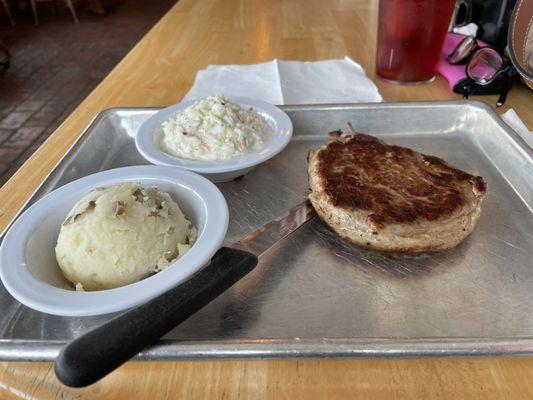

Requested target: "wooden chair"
[
  {"left": 1, "top": 0, "right": 15, "bottom": 26},
  {"left": 30, "top": 0, "right": 79, "bottom": 24},
  {"left": 30, "top": 0, "right": 105, "bottom": 24}
]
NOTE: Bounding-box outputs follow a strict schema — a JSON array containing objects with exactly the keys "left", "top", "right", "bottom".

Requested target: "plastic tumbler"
[{"left": 376, "top": 0, "right": 456, "bottom": 84}]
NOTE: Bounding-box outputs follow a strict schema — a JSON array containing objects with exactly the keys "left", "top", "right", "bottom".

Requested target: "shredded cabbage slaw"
[{"left": 161, "top": 95, "right": 271, "bottom": 160}]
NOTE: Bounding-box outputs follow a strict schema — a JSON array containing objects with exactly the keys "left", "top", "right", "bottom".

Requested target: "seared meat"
[{"left": 308, "top": 129, "right": 486, "bottom": 252}]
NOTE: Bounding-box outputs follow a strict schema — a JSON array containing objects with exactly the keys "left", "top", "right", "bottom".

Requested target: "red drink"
[{"left": 376, "top": 0, "right": 456, "bottom": 84}]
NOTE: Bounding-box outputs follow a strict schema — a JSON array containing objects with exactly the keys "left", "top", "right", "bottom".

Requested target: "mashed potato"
[
  {"left": 55, "top": 183, "right": 196, "bottom": 291},
  {"left": 161, "top": 94, "right": 271, "bottom": 160}
]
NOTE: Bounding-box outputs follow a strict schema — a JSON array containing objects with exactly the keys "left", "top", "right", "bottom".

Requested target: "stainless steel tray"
[{"left": 1, "top": 101, "right": 532, "bottom": 361}]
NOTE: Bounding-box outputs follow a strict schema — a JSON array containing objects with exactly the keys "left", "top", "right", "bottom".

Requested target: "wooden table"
[{"left": 1, "top": 0, "right": 532, "bottom": 398}]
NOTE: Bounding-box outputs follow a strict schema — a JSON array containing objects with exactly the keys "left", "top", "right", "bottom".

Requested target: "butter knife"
[{"left": 55, "top": 200, "right": 316, "bottom": 387}]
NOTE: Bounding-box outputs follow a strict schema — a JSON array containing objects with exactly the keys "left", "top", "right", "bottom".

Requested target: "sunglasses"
[{"left": 448, "top": 36, "right": 515, "bottom": 106}]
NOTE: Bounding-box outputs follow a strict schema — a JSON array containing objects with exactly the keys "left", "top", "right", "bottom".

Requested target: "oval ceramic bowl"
[
  {"left": 135, "top": 97, "right": 293, "bottom": 182},
  {"left": 0, "top": 166, "right": 229, "bottom": 316}
]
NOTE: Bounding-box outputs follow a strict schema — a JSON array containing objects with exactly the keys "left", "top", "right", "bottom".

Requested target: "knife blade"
[
  {"left": 55, "top": 200, "right": 316, "bottom": 387},
  {"left": 231, "top": 199, "right": 316, "bottom": 257}
]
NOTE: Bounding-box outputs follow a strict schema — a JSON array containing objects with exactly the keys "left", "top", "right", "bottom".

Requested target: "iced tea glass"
[{"left": 376, "top": 0, "right": 456, "bottom": 84}]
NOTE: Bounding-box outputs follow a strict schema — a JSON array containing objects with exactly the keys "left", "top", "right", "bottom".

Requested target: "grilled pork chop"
[{"left": 308, "top": 129, "right": 486, "bottom": 252}]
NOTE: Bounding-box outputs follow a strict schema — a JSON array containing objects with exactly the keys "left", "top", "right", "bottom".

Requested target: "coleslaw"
[{"left": 161, "top": 95, "right": 271, "bottom": 160}]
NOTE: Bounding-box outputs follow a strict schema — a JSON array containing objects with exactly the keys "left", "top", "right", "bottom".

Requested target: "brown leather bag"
[{"left": 509, "top": 0, "right": 533, "bottom": 89}]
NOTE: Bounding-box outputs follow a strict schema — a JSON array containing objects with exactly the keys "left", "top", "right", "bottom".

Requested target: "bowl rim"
[
  {"left": 135, "top": 97, "right": 293, "bottom": 173},
  {"left": 0, "top": 165, "right": 229, "bottom": 316}
]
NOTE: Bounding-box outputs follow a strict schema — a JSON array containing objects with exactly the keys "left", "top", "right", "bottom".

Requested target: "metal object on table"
[
  {"left": 55, "top": 201, "right": 315, "bottom": 387},
  {"left": 0, "top": 101, "right": 532, "bottom": 360},
  {"left": 231, "top": 200, "right": 316, "bottom": 257}
]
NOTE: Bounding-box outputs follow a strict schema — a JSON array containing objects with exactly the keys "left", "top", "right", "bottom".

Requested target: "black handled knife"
[{"left": 54, "top": 200, "right": 316, "bottom": 387}]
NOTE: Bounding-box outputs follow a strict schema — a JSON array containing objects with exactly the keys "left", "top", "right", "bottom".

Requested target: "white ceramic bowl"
[
  {"left": 0, "top": 166, "right": 228, "bottom": 316},
  {"left": 135, "top": 97, "right": 293, "bottom": 182}
]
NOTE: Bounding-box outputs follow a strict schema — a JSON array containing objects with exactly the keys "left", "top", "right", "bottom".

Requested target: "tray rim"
[
  {"left": 1, "top": 99, "right": 532, "bottom": 361},
  {"left": 3, "top": 336, "right": 533, "bottom": 361}
]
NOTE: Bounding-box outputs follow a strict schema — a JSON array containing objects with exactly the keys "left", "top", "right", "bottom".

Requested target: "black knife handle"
[{"left": 54, "top": 247, "right": 258, "bottom": 388}]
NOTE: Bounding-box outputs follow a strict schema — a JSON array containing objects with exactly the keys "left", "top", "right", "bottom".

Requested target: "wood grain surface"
[{"left": 1, "top": 0, "right": 532, "bottom": 398}]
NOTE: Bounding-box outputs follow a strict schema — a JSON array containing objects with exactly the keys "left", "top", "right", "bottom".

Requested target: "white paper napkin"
[
  {"left": 183, "top": 57, "right": 382, "bottom": 105},
  {"left": 502, "top": 108, "right": 533, "bottom": 148}
]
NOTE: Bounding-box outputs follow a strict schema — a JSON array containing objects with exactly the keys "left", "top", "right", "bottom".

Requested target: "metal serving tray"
[{"left": 1, "top": 101, "right": 532, "bottom": 361}]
